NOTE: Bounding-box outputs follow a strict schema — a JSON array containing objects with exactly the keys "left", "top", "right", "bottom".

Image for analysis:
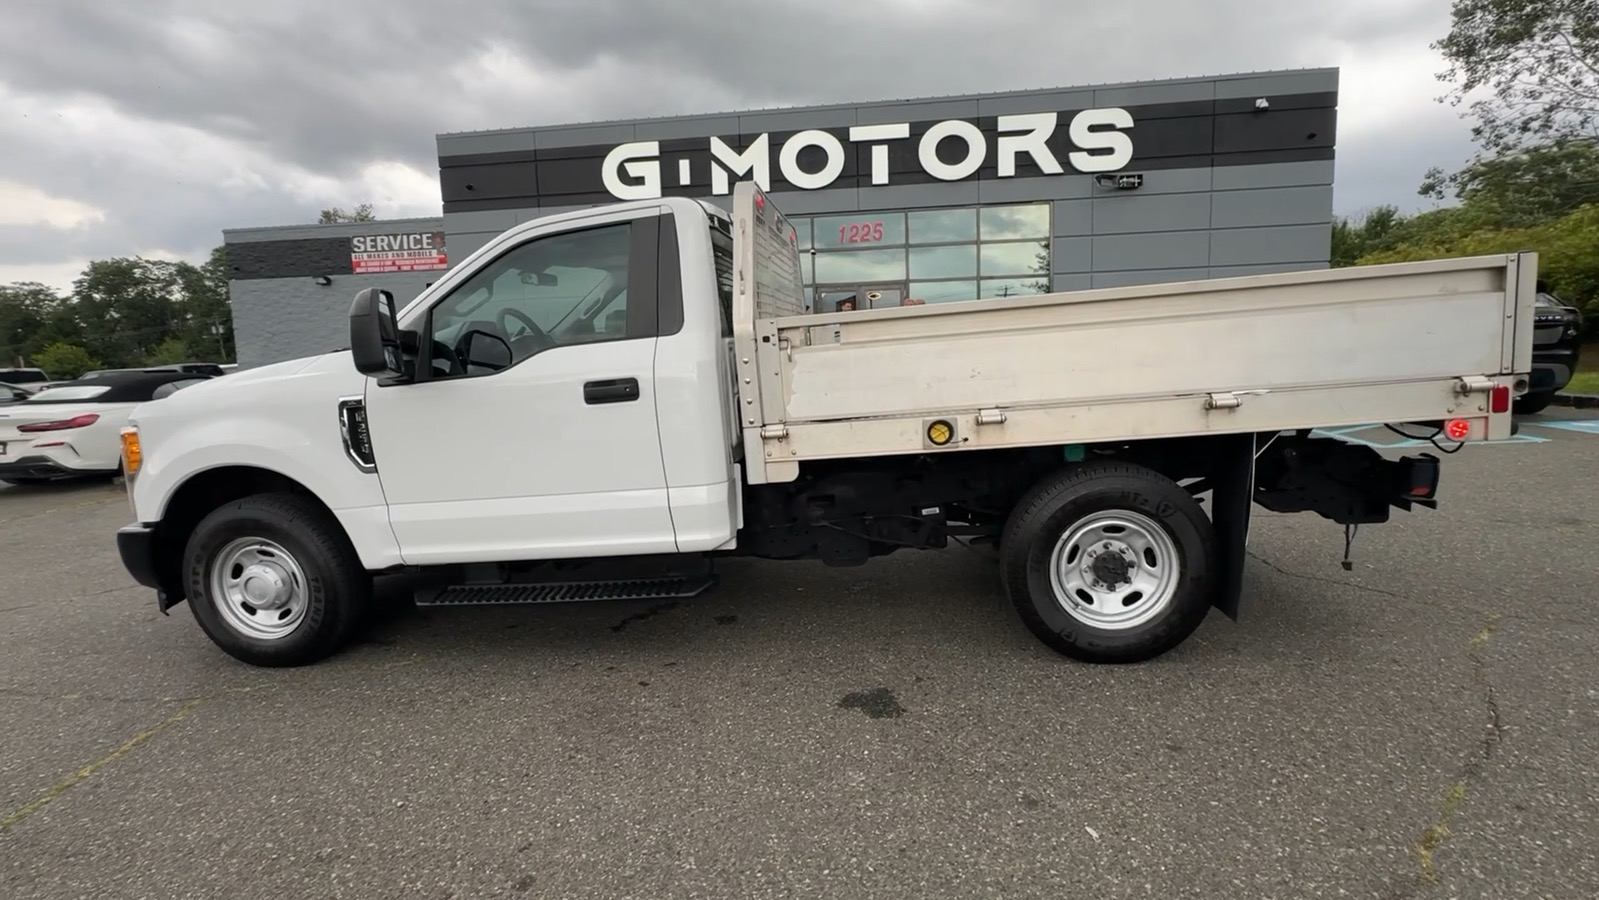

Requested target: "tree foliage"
[
  {"left": 1433, "top": 0, "right": 1599, "bottom": 154},
  {"left": 32, "top": 341, "right": 101, "bottom": 380},
  {"left": 318, "top": 203, "right": 376, "bottom": 223},
  {"left": 0, "top": 247, "right": 234, "bottom": 372}
]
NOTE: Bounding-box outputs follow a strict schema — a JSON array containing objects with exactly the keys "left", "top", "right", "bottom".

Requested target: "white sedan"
[{"left": 0, "top": 370, "right": 213, "bottom": 484}]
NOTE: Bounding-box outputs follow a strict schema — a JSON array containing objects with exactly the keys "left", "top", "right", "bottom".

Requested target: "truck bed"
[{"left": 727, "top": 183, "right": 1536, "bottom": 485}]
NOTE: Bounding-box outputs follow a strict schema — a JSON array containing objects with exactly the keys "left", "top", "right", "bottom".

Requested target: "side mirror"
[
  {"left": 460, "top": 329, "right": 513, "bottom": 374},
  {"left": 349, "top": 288, "right": 403, "bottom": 378}
]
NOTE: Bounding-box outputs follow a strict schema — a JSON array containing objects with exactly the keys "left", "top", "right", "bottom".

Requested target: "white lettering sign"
[{"left": 598, "top": 107, "right": 1134, "bottom": 199}]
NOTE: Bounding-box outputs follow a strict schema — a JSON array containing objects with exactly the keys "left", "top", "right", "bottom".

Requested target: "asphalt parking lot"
[{"left": 2, "top": 412, "right": 1597, "bottom": 900}]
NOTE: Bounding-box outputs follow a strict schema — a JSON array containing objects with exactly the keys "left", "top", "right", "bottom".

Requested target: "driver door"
[{"left": 363, "top": 206, "right": 676, "bottom": 565}]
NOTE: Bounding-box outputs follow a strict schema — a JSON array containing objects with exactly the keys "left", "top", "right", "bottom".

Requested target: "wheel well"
[{"left": 151, "top": 466, "right": 339, "bottom": 605}]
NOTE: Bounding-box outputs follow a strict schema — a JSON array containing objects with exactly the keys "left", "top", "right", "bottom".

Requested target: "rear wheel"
[
  {"left": 999, "top": 461, "right": 1216, "bottom": 664},
  {"left": 182, "top": 492, "right": 371, "bottom": 667}
]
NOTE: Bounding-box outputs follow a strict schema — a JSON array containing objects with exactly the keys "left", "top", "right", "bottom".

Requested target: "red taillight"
[
  {"left": 18, "top": 412, "right": 99, "bottom": 433},
  {"left": 1445, "top": 418, "right": 1471, "bottom": 441},
  {"left": 1490, "top": 384, "right": 1511, "bottom": 414}
]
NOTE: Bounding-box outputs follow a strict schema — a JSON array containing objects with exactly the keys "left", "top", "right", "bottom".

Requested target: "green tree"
[
  {"left": 70, "top": 257, "right": 189, "bottom": 366},
  {"left": 1420, "top": 137, "right": 1599, "bottom": 226},
  {"left": 318, "top": 203, "right": 376, "bottom": 223},
  {"left": 1357, "top": 202, "right": 1599, "bottom": 335},
  {"left": 144, "top": 336, "right": 190, "bottom": 366},
  {"left": 1433, "top": 0, "right": 1599, "bottom": 154},
  {"left": 32, "top": 341, "right": 101, "bottom": 380}
]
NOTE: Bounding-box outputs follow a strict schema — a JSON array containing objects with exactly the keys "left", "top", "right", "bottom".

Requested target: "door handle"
[{"left": 584, "top": 377, "right": 640, "bottom": 404}]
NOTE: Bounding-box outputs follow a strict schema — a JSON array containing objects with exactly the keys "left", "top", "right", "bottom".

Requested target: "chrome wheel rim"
[
  {"left": 1048, "top": 510, "right": 1180, "bottom": 630},
  {"left": 209, "top": 537, "right": 309, "bottom": 641}
]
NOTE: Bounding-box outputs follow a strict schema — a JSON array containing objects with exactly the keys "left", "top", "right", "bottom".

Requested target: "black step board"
[{"left": 416, "top": 575, "right": 716, "bottom": 607}]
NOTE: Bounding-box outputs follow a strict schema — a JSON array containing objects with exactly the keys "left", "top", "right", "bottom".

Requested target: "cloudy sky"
[{"left": 1, "top": 0, "right": 1477, "bottom": 293}]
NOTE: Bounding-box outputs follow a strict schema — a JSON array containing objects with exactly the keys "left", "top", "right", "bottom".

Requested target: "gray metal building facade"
[
  {"left": 224, "top": 218, "right": 446, "bottom": 368},
  {"left": 227, "top": 66, "right": 1337, "bottom": 365},
  {"left": 437, "top": 67, "right": 1338, "bottom": 312}
]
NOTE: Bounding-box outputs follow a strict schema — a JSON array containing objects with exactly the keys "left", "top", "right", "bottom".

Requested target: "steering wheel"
[{"left": 497, "top": 307, "right": 555, "bottom": 354}]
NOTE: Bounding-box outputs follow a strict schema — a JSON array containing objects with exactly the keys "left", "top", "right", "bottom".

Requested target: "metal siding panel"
[
  {"left": 855, "top": 182, "right": 978, "bottom": 211},
  {"left": 632, "top": 116, "right": 741, "bottom": 141},
  {"left": 1094, "top": 80, "right": 1216, "bottom": 107},
  {"left": 1050, "top": 237, "right": 1092, "bottom": 273},
  {"left": 1210, "top": 185, "right": 1333, "bottom": 228},
  {"left": 1090, "top": 268, "right": 1212, "bottom": 288},
  {"left": 977, "top": 91, "right": 1095, "bottom": 116},
  {"left": 437, "top": 130, "right": 538, "bottom": 158},
  {"left": 1093, "top": 192, "right": 1212, "bottom": 234},
  {"left": 1091, "top": 231, "right": 1211, "bottom": 270},
  {"left": 1053, "top": 199, "right": 1092, "bottom": 236},
  {"left": 1212, "top": 159, "right": 1335, "bottom": 190},
  {"left": 1214, "top": 108, "right": 1336, "bottom": 155},
  {"left": 230, "top": 272, "right": 434, "bottom": 369},
  {"left": 1213, "top": 69, "right": 1339, "bottom": 99},
  {"left": 739, "top": 108, "right": 857, "bottom": 132},
  {"left": 855, "top": 100, "right": 979, "bottom": 125},
  {"left": 1209, "top": 223, "right": 1331, "bottom": 266},
  {"left": 1210, "top": 262, "right": 1327, "bottom": 278},
  {"left": 979, "top": 175, "right": 1090, "bottom": 203},
  {"left": 1098, "top": 166, "right": 1213, "bottom": 196},
  {"left": 534, "top": 123, "right": 638, "bottom": 149},
  {"left": 768, "top": 187, "right": 861, "bottom": 215},
  {"left": 443, "top": 209, "right": 520, "bottom": 235},
  {"left": 1050, "top": 273, "right": 1093, "bottom": 292}
]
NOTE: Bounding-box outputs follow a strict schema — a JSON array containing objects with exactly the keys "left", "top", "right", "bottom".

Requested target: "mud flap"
[{"left": 1206, "top": 432, "right": 1258, "bottom": 621}]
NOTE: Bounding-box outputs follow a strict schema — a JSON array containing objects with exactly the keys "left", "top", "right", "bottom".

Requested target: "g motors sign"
[
  {"left": 350, "top": 231, "right": 448, "bottom": 274},
  {"left": 601, "top": 108, "right": 1134, "bottom": 201}
]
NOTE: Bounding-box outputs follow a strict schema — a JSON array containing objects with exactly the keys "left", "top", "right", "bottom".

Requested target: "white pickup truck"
[{"left": 114, "top": 182, "right": 1537, "bottom": 668}]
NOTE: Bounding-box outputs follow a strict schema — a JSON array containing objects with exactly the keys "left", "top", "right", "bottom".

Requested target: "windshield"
[
  {"left": 1535, "top": 292, "right": 1564, "bottom": 308},
  {"left": 25, "top": 385, "right": 111, "bottom": 402}
]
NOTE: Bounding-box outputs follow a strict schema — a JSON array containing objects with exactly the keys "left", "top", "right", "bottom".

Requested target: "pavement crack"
[
  {"left": 1389, "top": 613, "right": 1505, "bottom": 896},
  {"left": 0, "top": 697, "right": 203, "bottom": 834},
  {"left": 1246, "top": 551, "right": 1410, "bottom": 600}
]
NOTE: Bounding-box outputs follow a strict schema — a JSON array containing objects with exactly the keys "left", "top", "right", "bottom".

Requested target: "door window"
[{"left": 423, "top": 221, "right": 636, "bottom": 378}]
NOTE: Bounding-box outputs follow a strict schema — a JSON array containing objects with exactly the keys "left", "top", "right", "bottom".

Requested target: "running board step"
[{"left": 414, "top": 574, "right": 717, "bottom": 607}]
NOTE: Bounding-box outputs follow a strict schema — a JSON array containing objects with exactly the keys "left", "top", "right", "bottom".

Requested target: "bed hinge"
[
  {"left": 1455, "top": 375, "right": 1494, "bottom": 394},
  {"left": 760, "top": 424, "right": 788, "bottom": 440},
  {"left": 1205, "top": 390, "right": 1268, "bottom": 410}
]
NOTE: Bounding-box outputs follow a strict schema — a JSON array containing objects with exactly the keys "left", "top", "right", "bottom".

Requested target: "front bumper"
[
  {"left": 0, "top": 454, "right": 97, "bottom": 481},
  {"left": 116, "top": 521, "right": 164, "bottom": 588}
]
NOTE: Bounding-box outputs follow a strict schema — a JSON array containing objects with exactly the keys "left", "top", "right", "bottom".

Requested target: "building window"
[
  {"left": 908, "top": 208, "right": 977, "bottom": 244},
  {"left": 814, "top": 248, "right": 906, "bottom": 283},
  {"left": 794, "top": 200, "right": 1053, "bottom": 309},
  {"left": 812, "top": 212, "right": 907, "bottom": 249},
  {"left": 979, "top": 240, "right": 1049, "bottom": 277},
  {"left": 979, "top": 203, "right": 1050, "bottom": 240},
  {"left": 909, "top": 245, "right": 978, "bottom": 279}
]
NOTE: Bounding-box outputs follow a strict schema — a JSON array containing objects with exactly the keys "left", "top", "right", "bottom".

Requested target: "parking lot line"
[{"left": 1528, "top": 419, "right": 1599, "bottom": 435}]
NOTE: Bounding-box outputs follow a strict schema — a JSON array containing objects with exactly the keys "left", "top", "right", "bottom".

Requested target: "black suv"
[{"left": 1518, "top": 282, "right": 1584, "bottom": 414}]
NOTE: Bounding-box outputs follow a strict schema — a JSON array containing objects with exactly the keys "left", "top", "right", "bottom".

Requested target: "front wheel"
[
  {"left": 999, "top": 461, "right": 1217, "bottom": 664},
  {"left": 183, "top": 492, "right": 372, "bottom": 667}
]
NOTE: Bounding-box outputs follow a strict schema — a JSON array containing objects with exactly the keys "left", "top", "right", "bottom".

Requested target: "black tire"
[
  {"left": 182, "top": 492, "right": 371, "bottom": 667},
  {"left": 1513, "top": 390, "right": 1554, "bottom": 415},
  {"left": 999, "top": 461, "right": 1216, "bottom": 664}
]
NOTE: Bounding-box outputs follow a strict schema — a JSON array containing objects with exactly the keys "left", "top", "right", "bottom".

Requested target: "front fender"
[{"left": 130, "top": 410, "right": 402, "bottom": 572}]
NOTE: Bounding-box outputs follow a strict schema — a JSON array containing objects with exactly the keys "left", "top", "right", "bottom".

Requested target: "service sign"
[{"left": 350, "top": 231, "right": 448, "bottom": 274}]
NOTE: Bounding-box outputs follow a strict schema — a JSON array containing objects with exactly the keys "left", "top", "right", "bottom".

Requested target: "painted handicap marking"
[
  {"left": 1528, "top": 419, "right": 1599, "bottom": 436},
  {"left": 1310, "top": 425, "right": 1549, "bottom": 448}
]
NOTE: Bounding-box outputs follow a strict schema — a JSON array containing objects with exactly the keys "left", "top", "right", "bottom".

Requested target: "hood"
[{"left": 128, "top": 350, "right": 368, "bottom": 429}]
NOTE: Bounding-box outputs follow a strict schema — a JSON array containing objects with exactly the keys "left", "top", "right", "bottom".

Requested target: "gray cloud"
[{"left": 0, "top": 0, "right": 1477, "bottom": 289}]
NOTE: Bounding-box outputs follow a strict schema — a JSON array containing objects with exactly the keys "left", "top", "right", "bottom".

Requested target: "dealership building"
[{"left": 224, "top": 67, "right": 1338, "bottom": 367}]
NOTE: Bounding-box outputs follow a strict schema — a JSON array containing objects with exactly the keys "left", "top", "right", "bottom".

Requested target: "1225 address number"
[{"left": 838, "top": 221, "right": 885, "bottom": 244}]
